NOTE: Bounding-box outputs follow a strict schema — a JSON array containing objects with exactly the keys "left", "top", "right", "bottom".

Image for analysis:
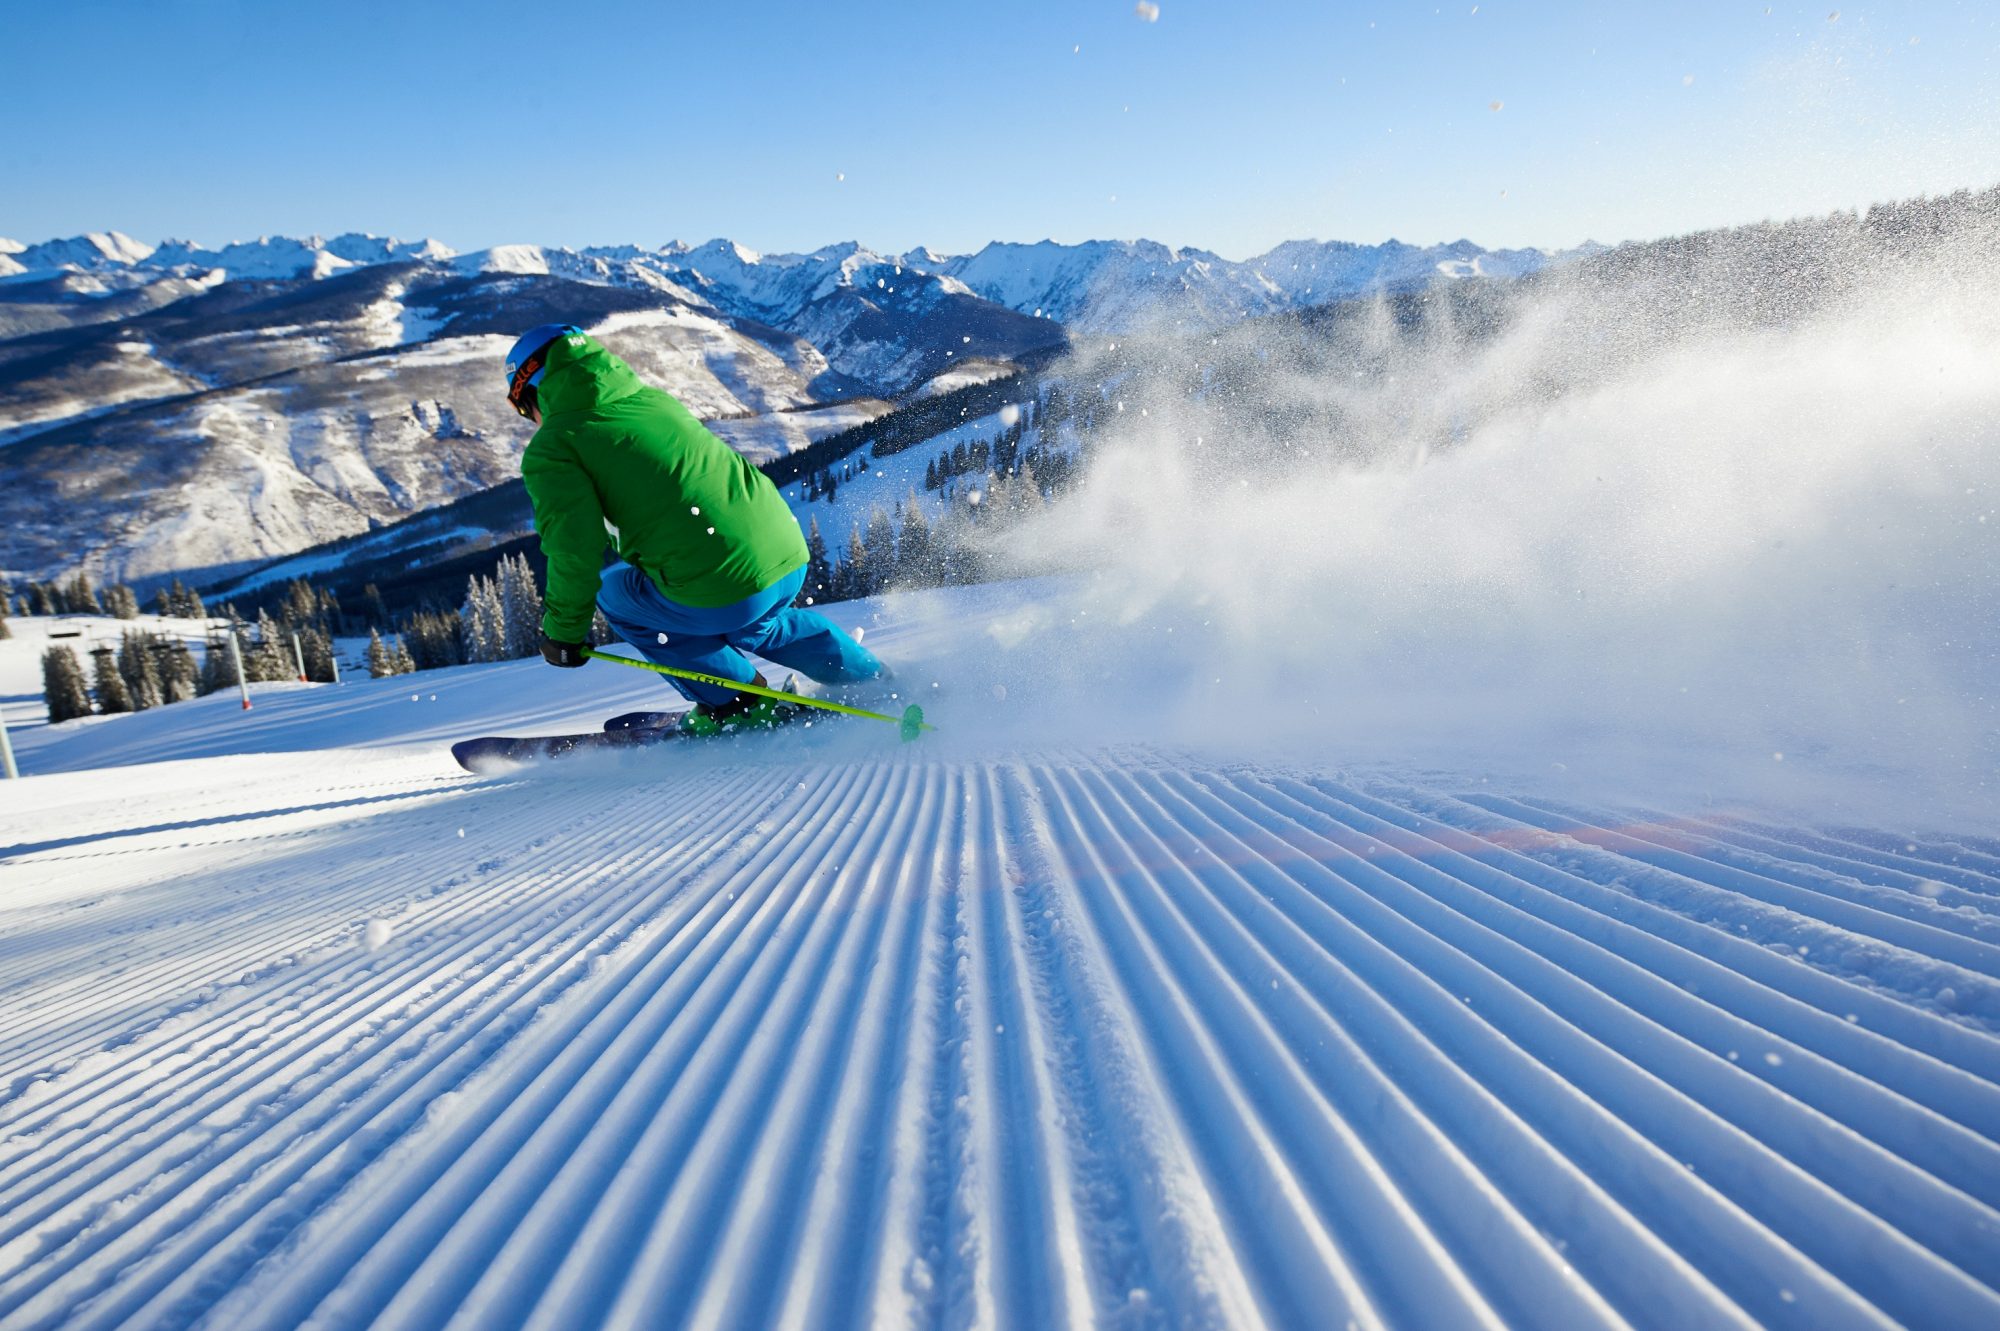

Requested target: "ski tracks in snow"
[{"left": 0, "top": 747, "right": 1997, "bottom": 1329}]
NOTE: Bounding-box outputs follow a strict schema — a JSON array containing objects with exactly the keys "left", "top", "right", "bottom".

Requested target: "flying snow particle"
[
  {"left": 411, "top": 693, "right": 420, "bottom": 702},
  {"left": 657, "top": 632, "right": 670, "bottom": 645},
  {"left": 1826, "top": 9, "right": 1839, "bottom": 20},
  {"left": 706, "top": 526, "right": 716, "bottom": 535},
  {"left": 878, "top": 278, "right": 885, "bottom": 288},
  {"left": 968, "top": 490, "right": 984, "bottom": 506},
  {"left": 1034, "top": 307, "right": 1044, "bottom": 317},
  {"left": 963, "top": 335, "right": 971, "bottom": 343},
  {"left": 1489, "top": 100, "right": 1503, "bottom": 112},
  {"left": 992, "top": 683, "right": 1008, "bottom": 702},
  {"left": 1683, "top": 73, "right": 1696, "bottom": 86},
  {"left": 999, "top": 404, "right": 1021, "bottom": 426},
  {"left": 360, "top": 919, "right": 394, "bottom": 951},
  {"left": 852, "top": 626, "right": 866, "bottom": 641},
  {"left": 1074, "top": 43, "right": 1081, "bottom": 53},
  {"left": 837, "top": 171, "right": 846, "bottom": 181},
  {"left": 1135, "top": 1, "right": 1160, "bottom": 20},
  {"left": 1763, "top": 1051, "right": 1783, "bottom": 1067}
]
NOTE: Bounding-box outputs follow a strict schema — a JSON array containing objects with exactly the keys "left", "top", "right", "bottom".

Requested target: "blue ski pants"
[{"left": 595, "top": 563, "right": 884, "bottom": 706}]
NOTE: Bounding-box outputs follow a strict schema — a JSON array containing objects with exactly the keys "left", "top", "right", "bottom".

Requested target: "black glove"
[{"left": 540, "top": 634, "right": 589, "bottom": 668}]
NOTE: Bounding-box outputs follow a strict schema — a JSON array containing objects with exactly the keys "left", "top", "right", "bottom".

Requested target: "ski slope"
[{"left": 2, "top": 586, "right": 1997, "bottom": 1329}]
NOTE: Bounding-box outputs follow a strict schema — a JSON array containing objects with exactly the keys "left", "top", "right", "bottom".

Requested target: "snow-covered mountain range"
[
  {"left": 2, "top": 227, "right": 1575, "bottom": 333},
  {"left": 0, "top": 225, "right": 1571, "bottom": 587}
]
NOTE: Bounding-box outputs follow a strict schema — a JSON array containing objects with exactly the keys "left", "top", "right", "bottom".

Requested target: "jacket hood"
[{"left": 535, "top": 333, "right": 647, "bottom": 419}]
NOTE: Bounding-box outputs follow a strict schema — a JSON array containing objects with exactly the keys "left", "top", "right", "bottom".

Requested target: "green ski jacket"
[{"left": 521, "top": 332, "right": 808, "bottom": 642}]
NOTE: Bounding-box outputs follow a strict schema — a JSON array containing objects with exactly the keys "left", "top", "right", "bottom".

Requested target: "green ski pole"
[{"left": 582, "top": 649, "right": 933, "bottom": 742}]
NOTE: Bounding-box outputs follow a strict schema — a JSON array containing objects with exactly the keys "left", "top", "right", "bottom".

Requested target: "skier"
[{"left": 506, "top": 323, "right": 885, "bottom": 734}]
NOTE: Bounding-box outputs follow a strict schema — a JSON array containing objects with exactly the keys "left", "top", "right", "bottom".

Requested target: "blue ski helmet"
[{"left": 504, "top": 323, "right": 584, "bottom": 418}]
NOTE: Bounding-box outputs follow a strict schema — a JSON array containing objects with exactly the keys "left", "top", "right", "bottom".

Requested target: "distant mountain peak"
[{"left": 14, "top": 230, "right": 156, "bottom": 271}]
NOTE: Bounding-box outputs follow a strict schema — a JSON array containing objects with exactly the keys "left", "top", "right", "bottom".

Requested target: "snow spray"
[{"left": 946, "top": 196, "right": 2000, "bottom": 825}]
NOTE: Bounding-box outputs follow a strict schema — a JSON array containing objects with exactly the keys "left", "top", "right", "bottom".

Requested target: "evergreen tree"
[
  {"left": 897, "top": 494, "right": 934, "bottom": 587},
  {"left": 367, "top": 628, "right": 394, "bottom": 678},
  {"left": 924, "top": 457, "right": 939, "bottom": 491},
  {"left": 250, "top": 609, "right": 293, "bottom": 681},
  {"left": 117, "top": 630, "right": 165, "bottom": 710},
  {"left": 498, "top": 553, "right": 543, "bottom": 658},
  {"left": 363, "top": 583, "right": 390, "bottom": 629},
  {"left": 0, "top": 594, "right": 9, "bottom": 641},
  {"left": 198, "top": 626, "right": 245, "bottom": 696},
  {"left": 163, "top": 641, "right": 199, "bottom": 703},
  {"left": 459, "top": 576, "right": 504, "bottom": 663},
  {"left": 105, "top": 585, "right": 141, "bottom": 619},
  {"left": 301, "top": 626, "right": 337, "bottom": 682},
  {"left": 67, "top": 573, "right": 102, "bottom": 615},
  {"left": 282, "top": 579, "right": 320, "bottom": 630},
  {"left": 92, "top": 647, "right": 133, "bottom": 714},
  {"left": 863, "top": 506, "right": 896, "bottom": 594},
  {"left": 404, "top": 609, "right": 466, "bottom": 669},
  {"left": 179, "top": 583, "right": 207, "bottom": 619},
  {"left": 929, "top": 503, "right": 978, "bottom": 587},
  {"left": 30, "top": 583, "right": 58, "bottom": 616},
  {"left": 391, "top": 636, "right": 417, "bottom": 674},
  {"left": 42, "top": 645, "right": 92, "bottom": 723},
  {"left": 835, "top": 527, "right": 869, "bottom": 601},
  {"left": 154, "top": 586, "right": 174, "bottom": 617},
  {"left": 800, "top": 516, "right": 833, "bottom": 607},
  {"left": 403, "top": 614, "right": 436, "bottom": 670}
]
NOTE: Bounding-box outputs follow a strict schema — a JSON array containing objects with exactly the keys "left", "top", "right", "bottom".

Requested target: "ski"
[
  {"left": 603, "top": 709, "right": 680, "bottom": 732},
  {"left": 451, "top": 723, "right": 684, "bottom": 774}
]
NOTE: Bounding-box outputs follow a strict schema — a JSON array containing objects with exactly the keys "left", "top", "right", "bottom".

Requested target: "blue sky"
[{"left": 6, "top": 1, "right": 1995, "bottom": 259}]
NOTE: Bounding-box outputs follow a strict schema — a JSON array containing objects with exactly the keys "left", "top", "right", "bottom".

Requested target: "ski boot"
[{"left": 677, "top": 673, "right": 804, "bottom": 738}]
